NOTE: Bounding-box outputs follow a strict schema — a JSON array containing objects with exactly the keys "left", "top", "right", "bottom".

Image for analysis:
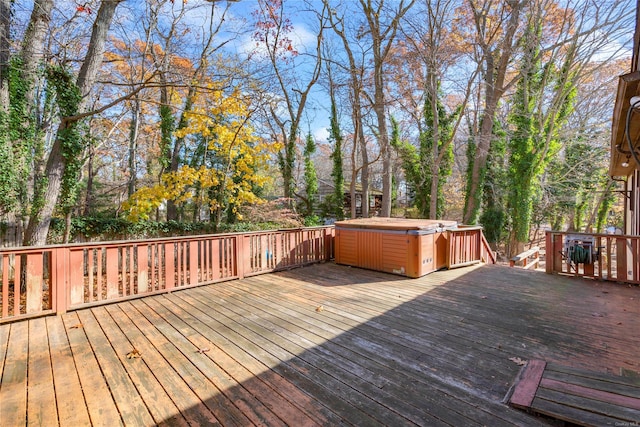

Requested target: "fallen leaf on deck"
[
  {"left": 315, "top": 305, "right": 324, "bottom": 312},
  {"left": 509, "top": 357, "right": 527, "bottom": 366},
  {"left": 481, "top": 296, "right": 488, "bottom": 299},
  {"left": 69, "top": 324, "right": 83, "bottom": 329},
  {"left": 592, "top": 312, "right": 604, "bottom": 317},
  {"left": 196, "top": 348, "right": 210, "bottom": 354},
  {"left": 126, "top": 348, "right": 142, "bottom": 359}
]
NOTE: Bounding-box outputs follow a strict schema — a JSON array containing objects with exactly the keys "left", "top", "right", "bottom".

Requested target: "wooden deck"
[
  {"left": 509, "top": 359, "right": 640, "bottom": 426},
  {"left": 1, "top": 262, "right": 639, "bottom": 426}
]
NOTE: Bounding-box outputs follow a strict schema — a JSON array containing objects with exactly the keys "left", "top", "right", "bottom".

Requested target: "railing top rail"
[
  {"left": 0, "top": 225, "right": 335, "bottom": 253},
  {"left": 511, "top": 246, "right": 540, "bottom": 263},
  {"left": 450, "top": 225, "right": 484, "bottom": 231},
  {"left": 545, "top": 230, "right": 634, "bottom": 239}
]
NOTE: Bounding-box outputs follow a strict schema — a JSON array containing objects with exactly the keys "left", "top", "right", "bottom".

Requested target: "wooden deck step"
[{"left": 508, "top": 359, "right": 640, "bottom": 426}]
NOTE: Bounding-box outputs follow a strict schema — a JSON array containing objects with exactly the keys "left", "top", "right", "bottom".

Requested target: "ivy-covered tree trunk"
[
  {"left": 0, "top": 0, "right": 12, "bottom": 219},
  {"left": 0, "top": 0, "right": 53, "bottom": 243},
  {"left": 506, "top": 7, "right": 579, "bottom": 256},
  {"left": 279, "top": 124, "right": 297, "bottom": 203},
  {"left": 394, "top": 91, "right": 456, "bottom": 220},
  {"left": 463, "top": 0, "right": 523, "bottom": 225},
  {"left": 23, "top": 0, "right": 121, "bottom": 246},
  {"left": 328, "top": 94, "right": 345, "bottom": 220},
  {"left": 301, "top": 133, "right": 318, "bottom": 218},
  {"left": 0, "top": 0, "right": 9, "bottom": 111},
  {"left": 128, "top": 95, "right": 141, "bottom": 197}
]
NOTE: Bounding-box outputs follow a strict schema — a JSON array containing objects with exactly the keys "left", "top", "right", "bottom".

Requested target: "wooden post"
[
  {"left": 137, "top": 244, "right": 149, "bottom": 293},
  {"left": 546, "top": 232, "right": 554, "bottom": 273},
  {"left": 69, "top": 249, "right": 85, "bottom": 306},
  {"left": 552, "top": 233, "right": 564, "bottom": 273},
  {"left": 52, "top": 247, "right": 69, "bottom": 315},
  {"left": 25, "top": 253, "right": 44, "bottom": 314},
  {"left": 235, "top": 235, "right": 245, "bottom": 279},
  {"left": 189, "top": 241, "right": 198, "bottom": 286},
  {"left": 106, "top": 247, "right": 119, "bottom": 299},
  {"left": 616, "top": 237, "right": 628, "bottom": 281},
  {"left": 164, "top": 243, "right": 175, "bottom": 290},
  {"left": 2, "top": 255, "right": 9, "bottom": 317}
]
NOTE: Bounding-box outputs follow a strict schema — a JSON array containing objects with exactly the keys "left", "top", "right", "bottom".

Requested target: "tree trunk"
[
  {"left": 463, "top": 0, "right": 523, "bottom": 225},
  {"left": 19, "top": 0, "right": 54, "bottom": 110},
  {"left": 428, "top": 71, "right": 440, "bottom": 219},
  {"left": 429, "top": 167, "right": 439, "bottom": 219},
  {"left": 360, "top": 130, "right": 370, "bottom": 218},
  {"left": 83, "top": 142, "right": 94, "bottom": 216},
  {"left": 128, "top": 95, "right": 140, "bottom": 197},
  {"left": 23, "top": 0, "right": 121, "bottom": 246},
  {"left": 463, "top": 96, "right": 498, "bottom": 224},
  {"left": 0, "top": 0, "right": 10, "bottom": 111}
]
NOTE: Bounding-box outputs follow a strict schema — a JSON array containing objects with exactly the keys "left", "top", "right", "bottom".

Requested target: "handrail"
[
  {"left": 0, "top": 226, "right": 335, "bottom": 323},
  {"left": 448, "top": 227, "right": 495, "bottom": 268},
  {"left": 545, "top": 230, "right": 640, "bottom": 284},
  {"left": 510, "top": 246, "right": 540, "bottom": 269},
  {"left": 481, "top": 233, "right": 497, "bottom": 264}
]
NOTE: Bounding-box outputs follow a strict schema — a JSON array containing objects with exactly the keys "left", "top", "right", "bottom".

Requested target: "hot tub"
[{"left": 334, "top": 218, "right": 458, "bottom": 278}]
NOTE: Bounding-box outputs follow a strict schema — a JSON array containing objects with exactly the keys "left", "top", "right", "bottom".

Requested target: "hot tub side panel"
[{"left": 336, "top": 227, "right": 442, "bottom": 278}]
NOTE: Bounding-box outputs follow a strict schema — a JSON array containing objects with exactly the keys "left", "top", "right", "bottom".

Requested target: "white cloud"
[
  {"left": 235, "top": 22, "right": 318, "bottom": 60},
  {"left": 314, "top": 127, "right": 330, "bottom": 144}
]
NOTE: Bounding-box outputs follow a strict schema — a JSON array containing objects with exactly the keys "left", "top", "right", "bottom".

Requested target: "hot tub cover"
[{"left": 334, "top": 218, "right": 457, "bottom": 232}]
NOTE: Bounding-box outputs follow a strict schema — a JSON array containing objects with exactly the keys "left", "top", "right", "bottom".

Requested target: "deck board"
[
  {"left": 26, "top": 317, "right": 57, "bottom": 427},
  {"left": 46, "top": 316, "right": 92, "bottom": 427},
  {"left": 509, "top": 359, "right": 640, "bottom": 426},
  {"left": 1, "top": 263, "right": 639, "bottom": 426},
  {"left": 61, "top": 312, "right": 124, "bottom": 427},
  {"left": 103, "top": 303, "right": 241, "bottom": 426},
  {"left": 1, "top": 321, "right": 28, "bottom": 426},
  {"left": 186, "top": 285, "right": 451, "bottom": 427},
  {"left": 91, "top": 306, "right": 190, "bottom": 427},
  {"left": 128, "top": 298, "right": 287, "bottom": 427}
]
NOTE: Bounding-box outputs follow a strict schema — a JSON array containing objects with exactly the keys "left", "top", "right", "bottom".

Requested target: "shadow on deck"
[{"left": 1, "top": 262, "right": 639, "bottom": 426}]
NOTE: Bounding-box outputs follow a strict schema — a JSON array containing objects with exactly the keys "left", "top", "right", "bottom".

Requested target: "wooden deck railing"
[
  {"left": 448, "top": 226, "right": 496, "bottom": 268},
  {"left": 510, "top": 246, "right": 540, "bottom": 269},
  {"left": 0, "top": 226, "right": 334, "bottom": 323},
  {"left": 545, "top": 230, "right": 640, "bottom": 284}
]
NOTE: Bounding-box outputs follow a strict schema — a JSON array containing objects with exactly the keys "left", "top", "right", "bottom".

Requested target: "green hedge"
[{"left": 48, "top": 217, "right": 292, "bottom": 243}]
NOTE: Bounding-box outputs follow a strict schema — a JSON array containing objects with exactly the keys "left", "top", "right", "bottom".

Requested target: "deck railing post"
[
  {"left": 545, "top": 232, "right": 553, "bottom": 274},
  {"left": 52, "top": 247, "right": 69, "bottom": 315},
  {"left": 235, "top": 234, "right": 246, "bottom": 279}
]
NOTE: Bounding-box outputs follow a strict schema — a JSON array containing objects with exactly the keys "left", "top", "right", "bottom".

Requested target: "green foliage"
[
  {"left": 479, "top": 207, "right": 506, "bottom": 244},
  {"left": 596, "top": 187, "right": 615, "bottom": 233},
  {"left": 397, "top": 90, "right": 457, "bottom": 219},
  {"left": 0, "top": 112, "right": 14, "bottom": 215},
  {"left": 482, "top": 120, "right": 508, "bottom": 209},
  {"left": 0, "top": 56, "right": 42, "bottom": 216},
  {"left": 45, "top": 65, "right": 84, "bottom": 212},
  {"left": 463, "top": 137, "right": 480, "bottom": 224},
  {"left": 159, "top": 103, "right": 174, "bottom": 170},
  {"left": 506, "top": 19, "right": 577, "bottom": 249},
  {"left": 48, "top": 213, "right": 306, "bottom": 243},
  {"left": 278, "top": 123, "right": 298, "bottom": 201},
  {"left": 328, "top": 96, "right": 345, "bottom": 220},
  {"left": 301, "top": 132, "right": 318, "bottom": 217},
  {"left": 303, "top": 214, "right": 321, "bottom": 226}
]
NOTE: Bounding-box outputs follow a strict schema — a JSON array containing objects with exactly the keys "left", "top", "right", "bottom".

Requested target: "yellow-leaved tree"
[{"left": 124, "top": 84, "right": 278, "bottom": 227}]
